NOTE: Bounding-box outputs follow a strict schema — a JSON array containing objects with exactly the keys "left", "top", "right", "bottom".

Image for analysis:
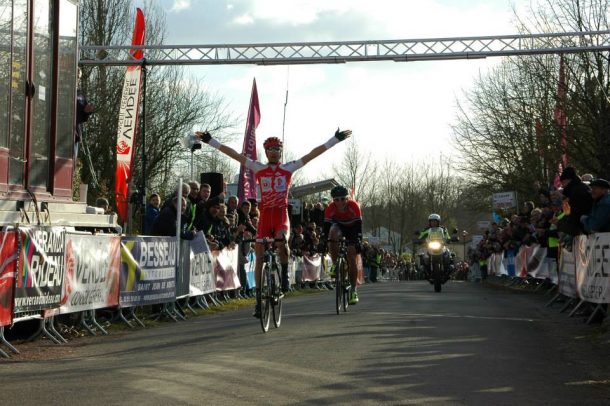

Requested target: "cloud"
[
  {"left": 233, "top": 13, "right": 254, "bottom": 25},
  {"left": 170, "top": 0, "right": 192, "bottom": 12},
  {"left": 166, "top": 0, "right": 530, "bottom": 181}
]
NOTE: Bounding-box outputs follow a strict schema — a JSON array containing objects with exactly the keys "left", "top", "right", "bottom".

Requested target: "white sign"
[
  {"left": 492, "top": 191, "right": 517, "bottom": 209},
  {"left": 476, "top": 221, "right": 490, "bottom": 231},
  {"left": 471, "top": 234, "right": 483, "bottom": 248},
  {"left": 60, "top": 234, "right": 121, "bottom": 314},
  {"left": 288, "top": 198, "right": 301, "bottom": 215},
  {"left": 576, "top": 234, "right": 610, "bottom": 304}
]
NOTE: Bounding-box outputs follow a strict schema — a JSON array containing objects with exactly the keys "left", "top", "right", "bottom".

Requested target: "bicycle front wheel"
[
  {"left": 335, "top": 258, "right": 344, "bottom": 314},
  {"left": 272, "top": 265, "right": 282, "bottom": 328},
  {"left": 260, "top": 264, "right": 271, "bottom": 332}
]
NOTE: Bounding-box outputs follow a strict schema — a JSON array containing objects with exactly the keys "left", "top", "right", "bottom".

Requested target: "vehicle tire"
[
  {"left": 272, "top": 265, "right": 282, "bottom": 328},
  {"left": 343, "top": 263, "right": 350, "bottom": 312},
  {"left": 335, "top": 258, "right": 343, "bottom": 314},
  {"left": 432, "top": 261, "right": 442, "bottom": 293},
  {"left": 260, "top": 264, "right": 271, "bottom": 332}
]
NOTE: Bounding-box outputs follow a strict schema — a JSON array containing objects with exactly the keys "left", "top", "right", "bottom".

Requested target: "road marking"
[{"left": 366, "top": 312, "right": 537, "bottom": 322}]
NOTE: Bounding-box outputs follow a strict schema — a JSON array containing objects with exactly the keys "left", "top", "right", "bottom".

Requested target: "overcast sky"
[{"left": 138, "top": 0, "right": 529, "bottom": 182}]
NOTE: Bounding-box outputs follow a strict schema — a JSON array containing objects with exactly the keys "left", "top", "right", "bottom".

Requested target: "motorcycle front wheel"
[{"left": 432, "top": 261, "right": 442, "bottom": 293}]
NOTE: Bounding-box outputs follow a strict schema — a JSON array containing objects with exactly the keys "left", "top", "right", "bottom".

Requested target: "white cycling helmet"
[{"left": 428, "top": 213, "right": 441, "bottom": 222}]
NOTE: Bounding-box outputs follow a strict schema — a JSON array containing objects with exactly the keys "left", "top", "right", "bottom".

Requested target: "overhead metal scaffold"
[{"left": 80, "top": 31, "right": 610, "bottom": 66}]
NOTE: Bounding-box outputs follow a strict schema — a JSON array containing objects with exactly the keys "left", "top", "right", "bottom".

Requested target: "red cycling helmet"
[{"left": 263, "top": 137, "right": 283, "bottom": 150}]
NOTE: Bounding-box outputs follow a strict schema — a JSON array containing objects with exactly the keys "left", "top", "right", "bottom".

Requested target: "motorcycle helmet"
[
  {"left": 428, "top": 213, "right": 441, "bottom": 227},
  {"left": 428, "top": 213, "right": 441, "bottom": 222},
  {"left": 263, "top": 137, "right": 283, "bottom": 150},
  {"left": 330, "top": 185, "right": 349, "bottom": 198}
]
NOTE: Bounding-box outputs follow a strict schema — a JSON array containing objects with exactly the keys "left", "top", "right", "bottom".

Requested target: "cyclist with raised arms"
[
  {"left": 197, "top": 128, "right": 352, "bottom": 318},
  {"left": 324, "top": 185, "right": 363, "bottom": 305}
]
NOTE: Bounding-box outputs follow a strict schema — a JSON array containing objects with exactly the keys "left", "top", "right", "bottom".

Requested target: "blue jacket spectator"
[
  {"left": 581, "top": 178, "right": 610, "bottom": 233},
  {"left": 144, "top": 193, "right": 161, "bottom": 235}
]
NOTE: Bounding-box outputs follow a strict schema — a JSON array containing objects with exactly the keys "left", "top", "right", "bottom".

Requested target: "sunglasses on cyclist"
[
  {"left": 333, "top": 197, "right": 347, "bottom": 202},
  {"left": 266, "top": 146, "right": 282, "bottom": 152}
]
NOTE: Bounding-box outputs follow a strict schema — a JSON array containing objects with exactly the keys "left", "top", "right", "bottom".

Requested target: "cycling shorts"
[
  {"left": 330, "top": 223, "right": 360, "bottom": 244},
  {"left": 256, "top": 206, "right": 290, "bottom": 239}
]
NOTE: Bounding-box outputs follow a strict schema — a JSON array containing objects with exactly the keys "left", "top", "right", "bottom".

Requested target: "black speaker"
[{"left": 200, "top": 172, "right": 224, "bottom": 198}]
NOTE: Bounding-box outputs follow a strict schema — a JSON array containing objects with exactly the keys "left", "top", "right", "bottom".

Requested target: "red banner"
[
  {"left": 237, "top": 79, "right": 261, "bottom": 203},
  {"left": 115, "top": 8, "right": 146, "bottom": 221},
  {"left": 0, "top": 229, "right": 17, "bottom": 327}
]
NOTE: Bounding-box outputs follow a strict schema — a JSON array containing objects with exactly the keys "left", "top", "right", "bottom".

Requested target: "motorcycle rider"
[{"left": 419, "top": 213, "right": 453, "bottom": 282}]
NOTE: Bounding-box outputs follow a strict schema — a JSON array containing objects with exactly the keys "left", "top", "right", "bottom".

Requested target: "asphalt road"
[{"left": 2, "top": 280, "right": 610, "bottom": 405}]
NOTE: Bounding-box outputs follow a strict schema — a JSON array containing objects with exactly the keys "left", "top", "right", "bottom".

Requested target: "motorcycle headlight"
[{"left": 428, "top": 241, "right": 442, "bottom": 250}]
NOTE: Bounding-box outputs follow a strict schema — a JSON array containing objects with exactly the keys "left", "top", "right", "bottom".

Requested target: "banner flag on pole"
[
  {"left": 115, "top": 8, "right": 145, "bottom": 221},
  {"left": 237, "top": 79, "right": 261, "bottom": 203}
]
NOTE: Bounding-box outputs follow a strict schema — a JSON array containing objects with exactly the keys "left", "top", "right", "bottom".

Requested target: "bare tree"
[
  {"left": 332, "top": 137, "right": 378, "bottom": 205},
  {"left": 453, "top": 0, "right": 610, "bottom": 199},
  {"left": 79, "top": 0, "right": 237, "bottom": 209}
]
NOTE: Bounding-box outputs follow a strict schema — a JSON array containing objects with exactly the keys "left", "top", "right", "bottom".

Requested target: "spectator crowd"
[
  {"left": 469, "top": 167, "right": 610, "bottom": 281},
  {"left": 142, "top": 180, "right": 406, "bottom": 291}
]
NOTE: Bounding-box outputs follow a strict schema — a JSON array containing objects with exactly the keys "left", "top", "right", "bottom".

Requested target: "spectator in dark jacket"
[
  {"left": 237, "top": 200, "right": 257, "bottom": 237},
  {"left": 310, "top": 202, "right": 325, "bottom": 228},
  {"left": 557, "top": 166, "right": 593, "bottom": 236},
  {"left": 152, "top": 196, "right": 195, "bottom": 240},
  {"left": 144, "top": 193, "right": 161, "bottom": 235},
  {"left": 581, "top": 178, "right": 610, "bottom": 233}
]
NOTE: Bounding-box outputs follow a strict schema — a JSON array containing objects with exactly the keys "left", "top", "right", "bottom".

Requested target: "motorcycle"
[{"left": 424, "top": 227, "right": 450, "bottom": 292}]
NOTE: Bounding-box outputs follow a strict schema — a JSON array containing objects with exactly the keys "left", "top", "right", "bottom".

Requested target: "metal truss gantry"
[{"left": 79, "top": 31, "right": 610, "bottom": 66}]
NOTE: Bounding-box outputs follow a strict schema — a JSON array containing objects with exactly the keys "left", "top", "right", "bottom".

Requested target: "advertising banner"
[
  {"left": 59, "top": 234, "right": 121, "bottom": 314},
  {"left": 189, "top": 233, "right": 215, "bottom": 296},
  {"left": 0, "top": 228, "right": 17, "bottom": 326},
  {"left": 488, "top": 252, "right": 506, "bottom": 276},
  {"left": 14, "top": 227, "right": 65, "bottom": 313},
  {"left": 526, "top": 245, "right": 549, "bottom": 279},
  {"left": 177, "top": 240, "right": 190, "bottom": 299},
  {"left": 515, "top": 245, "right": 534, "bottom": 278},
  {"left": 492, "top": 191, "right": 517, "bottom": 209},
  {"left": 119, "top": 236, "right": 176, "bottom": 307},
  {"left": 576, "top": 233, "right": 610, "bottom": 304},
  {"left": 213, "top": 247, "right": 241, "bottom": 291},
  {"left": 503, "top": 250, "right": 515, "bottom": 277},
  {"left": 114, "top": 8, "right": 145, "bottom": 221},
  {"left": 245, "top": 250, "right": 256, "bottom": 289},
  {"left": 301, "top": 254, "right": 322, "bottom": 282},
  {"left": 558, "top": 246, "right": 577, "bottom": 298},
  {"left": 547, "top": 258, "right": 559, "bottom": 285}
]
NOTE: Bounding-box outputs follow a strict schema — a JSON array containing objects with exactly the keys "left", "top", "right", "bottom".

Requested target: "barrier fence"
[
  {"left": 0, "top": 225, "right": 337, "bottom": 358},
  {"left": 483, "top": 232, "right": 610, "bottom": 323}
]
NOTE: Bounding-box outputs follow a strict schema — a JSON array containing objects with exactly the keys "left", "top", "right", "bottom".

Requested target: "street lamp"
[{"left": 462, "top": 230, "right": 469, "bottom": 261}]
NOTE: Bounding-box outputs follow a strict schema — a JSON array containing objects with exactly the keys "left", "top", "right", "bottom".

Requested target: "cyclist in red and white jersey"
[
  {"left": 197, "top": 129, "right": 351, "bottom": 317},
  {"left": 323, "top": 185, "right": 363, "bottom": 305}
]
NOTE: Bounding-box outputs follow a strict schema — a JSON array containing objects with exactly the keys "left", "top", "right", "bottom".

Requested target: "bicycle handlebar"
[{"left": 242, "top": 237, "right": 287, "bottom": 244}]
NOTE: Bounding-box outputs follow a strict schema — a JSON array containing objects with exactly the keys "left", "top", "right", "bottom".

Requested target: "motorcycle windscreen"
[{"left": 427, "top": 227, "right": 445, "bottom": 241}]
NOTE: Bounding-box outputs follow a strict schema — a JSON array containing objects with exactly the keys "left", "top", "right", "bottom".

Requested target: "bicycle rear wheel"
[
  {"left": 343, "top": 263, "right": 350, "bottom": 312},
  {"left": 272, "top": 265, "right": 282, "bottom": 328},
  {"left": 260, "top": 264, "right": 271, "bottom": 332},
  {"left": 335, "top": 258, "right": 344, "bottom": 314}
]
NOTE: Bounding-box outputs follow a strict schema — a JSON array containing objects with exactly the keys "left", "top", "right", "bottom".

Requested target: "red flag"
[
  {"left": 237, "top": 79, "right": 261, "bottom": 203},
  {"left": 115, "top": 8, "right": 145, "bottom": 222}
]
